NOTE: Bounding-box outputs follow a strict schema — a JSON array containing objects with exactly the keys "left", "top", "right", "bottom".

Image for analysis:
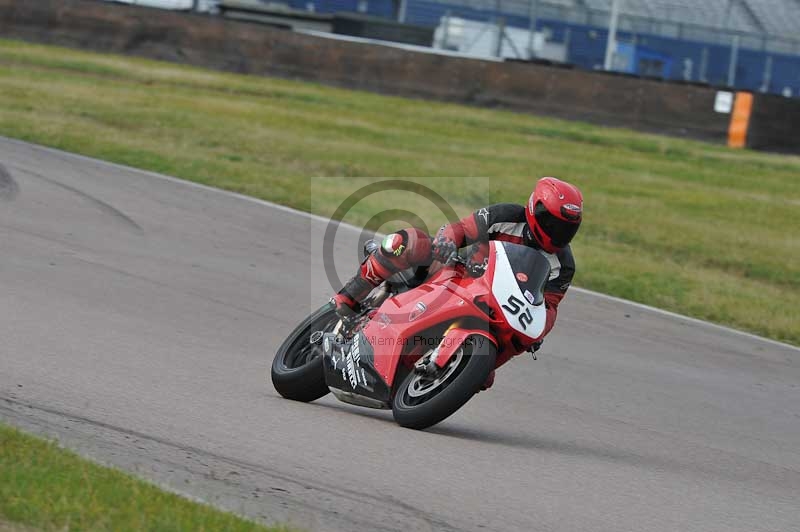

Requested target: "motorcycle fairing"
[
  {"left": 361, "top": 279, "right": 482, "bottom": 388},
  {"left": 320, "top": 241, "right": 553, "bottom": 407},
  {"left": 321, "top": 331, "right": 392, "bottom": 408},
  {"left": 490, "top": 243, "right": 548, "bottom": 340},
  {"left": 428, "top": 243, "right": 549, "bottom": 369},
  {"left": 430, "top": 327, "right": 497, "bottom": 369}
]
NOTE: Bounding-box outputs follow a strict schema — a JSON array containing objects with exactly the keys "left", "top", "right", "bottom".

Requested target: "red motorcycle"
[{"left": 271, "top": 240, "right": 550, "bottom": 429}]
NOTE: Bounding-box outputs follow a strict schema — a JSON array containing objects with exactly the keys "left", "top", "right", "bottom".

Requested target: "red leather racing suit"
[{"left": 348, "top": 203, "right": 575, "bottom": 343}]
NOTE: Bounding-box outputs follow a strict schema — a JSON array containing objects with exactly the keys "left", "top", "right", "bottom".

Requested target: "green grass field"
[
  {"left": 0, "top": 423, "right": 289, "bottom": 531},
  {"left": 0, "top": 39, "right": 797, "bottom": 345}
]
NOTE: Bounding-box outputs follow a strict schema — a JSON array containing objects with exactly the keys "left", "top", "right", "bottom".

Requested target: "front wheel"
[
  {"left": 392, "top": 335, "right": 496, "bottom": 430},
  {"left": 271, "top": 303, "right": 339, "bottom": 402}
]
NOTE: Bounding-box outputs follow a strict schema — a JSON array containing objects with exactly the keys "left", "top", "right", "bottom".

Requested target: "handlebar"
[{"left": 446, "top": 251, "right": 466, "bottom": 266}]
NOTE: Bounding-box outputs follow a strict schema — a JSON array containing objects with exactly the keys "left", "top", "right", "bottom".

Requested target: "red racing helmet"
[{"left": 526, "top": 177, "right": 583, "bottom": 254}]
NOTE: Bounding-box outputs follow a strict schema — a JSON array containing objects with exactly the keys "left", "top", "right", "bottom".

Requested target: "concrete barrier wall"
[{"left": 1, "top": 0, "right": 797, "bottom": 151}]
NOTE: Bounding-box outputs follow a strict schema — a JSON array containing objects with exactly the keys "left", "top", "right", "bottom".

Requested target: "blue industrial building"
[{"left": 281, "top": 0, "right": 800, "bottom": 97}]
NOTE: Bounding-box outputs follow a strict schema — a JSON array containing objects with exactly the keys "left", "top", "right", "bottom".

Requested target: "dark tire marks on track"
[
  {"left": 0, "top": 163, "right": 19, "bottom": 201},
  {"left": 10, "top": 164, "right": 143, "bottom": 233}
]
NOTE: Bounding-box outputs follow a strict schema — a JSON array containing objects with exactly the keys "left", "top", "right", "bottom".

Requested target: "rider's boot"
[
  {"left": 479, "top": 340, "right": 542, "bottom": 391},
  {"left": 479, "top": 370, "right": 496, "bottom": 391}
]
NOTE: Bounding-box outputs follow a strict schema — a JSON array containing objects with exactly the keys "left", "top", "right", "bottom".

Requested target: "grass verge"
[
  {"left": 0, "top": 39, "right": 797, "bottom": 345},
  {"left": 0, "top": 422, "right": 289, "bottom": 531}
]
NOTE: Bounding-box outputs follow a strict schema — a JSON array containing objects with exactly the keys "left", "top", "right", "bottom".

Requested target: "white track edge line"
[
  {"left": 568, "top": 287, "right": 797, "bottom": 351},
  {"left": 5, "top": 136, "right": 798, "bottom": 353}
]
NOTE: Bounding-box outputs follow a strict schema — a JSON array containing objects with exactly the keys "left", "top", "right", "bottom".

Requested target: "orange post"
[{"left": 728, "top": 92, "right": 753, "bottom": 149}]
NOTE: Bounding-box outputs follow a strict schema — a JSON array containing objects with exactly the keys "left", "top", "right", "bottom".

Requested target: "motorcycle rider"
[{"left": 331, "top": 177, "right": 583, "bottom": 363}]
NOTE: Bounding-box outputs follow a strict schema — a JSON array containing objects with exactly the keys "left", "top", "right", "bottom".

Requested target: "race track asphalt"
[{"left": 1, "top": 137, "right": 798, "bottom": 532}]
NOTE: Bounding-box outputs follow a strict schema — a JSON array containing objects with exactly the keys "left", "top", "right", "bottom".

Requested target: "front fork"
[{"left": 414, "top": 326, "right": 497, "bottom": 375}]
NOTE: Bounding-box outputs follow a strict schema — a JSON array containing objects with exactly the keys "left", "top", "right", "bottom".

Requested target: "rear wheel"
[
  {"left": 392, "top": 335, "right": 496, "bottom": 430},
  {"left": 271, "top": 303, "right": 339, "bottom": 402}
]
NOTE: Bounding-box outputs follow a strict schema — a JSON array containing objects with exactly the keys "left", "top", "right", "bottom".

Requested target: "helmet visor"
[{"left": 534, "top": 201, "right": 580, "bottom": 248}]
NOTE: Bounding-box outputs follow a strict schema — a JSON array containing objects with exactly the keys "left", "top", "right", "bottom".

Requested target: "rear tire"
[
  {"left": 392, "top": 335, "right": 496, "bottom": 430},
  {"left": 271, "top": 304, "right": 338, "bottom": 402}
]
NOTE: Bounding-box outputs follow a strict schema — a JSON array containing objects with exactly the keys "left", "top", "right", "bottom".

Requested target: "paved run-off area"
[{"left": 1, "top": 137, "right": 799, "bottom": 532}]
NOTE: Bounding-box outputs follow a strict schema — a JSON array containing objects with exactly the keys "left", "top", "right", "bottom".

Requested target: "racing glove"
[{"left": 431, "top": 233, "right": 458, "bottom": 264}]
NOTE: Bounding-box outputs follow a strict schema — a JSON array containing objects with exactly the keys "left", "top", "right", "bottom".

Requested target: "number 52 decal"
[{"left": 502, "top": 295, "right": 533, "bottom": 330}]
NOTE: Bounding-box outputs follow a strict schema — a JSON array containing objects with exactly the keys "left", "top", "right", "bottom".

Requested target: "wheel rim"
[
  {"left": 283, "top": 312, "right": 340, "bottom": 370},
  {"left": 407, "top": 349, "right": 464, "bottom": 397},
  {"left": 398, "top": 348, "right": 467, "bottom": 407}
]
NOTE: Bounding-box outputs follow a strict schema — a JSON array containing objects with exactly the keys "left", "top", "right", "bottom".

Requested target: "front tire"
[
  {"left": 392, "top": 335, "right": 496, "bottom": 430},
  {"left": 271, "top": 303, "right": 339, "bottom": 402}
]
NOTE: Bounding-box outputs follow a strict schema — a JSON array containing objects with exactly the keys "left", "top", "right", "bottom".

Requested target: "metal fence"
[{"left": 425, "top": 0, "right": 800, "bottom": 55}]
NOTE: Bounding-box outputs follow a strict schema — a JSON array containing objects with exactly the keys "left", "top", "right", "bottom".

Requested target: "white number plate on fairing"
[{"left": 490, "top": 244, "right": 547, "bottom": 339}]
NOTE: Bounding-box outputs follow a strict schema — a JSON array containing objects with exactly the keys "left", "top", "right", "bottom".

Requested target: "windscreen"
[{"left": 500, "top": 242, "right": 551, "bottom": 306}]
